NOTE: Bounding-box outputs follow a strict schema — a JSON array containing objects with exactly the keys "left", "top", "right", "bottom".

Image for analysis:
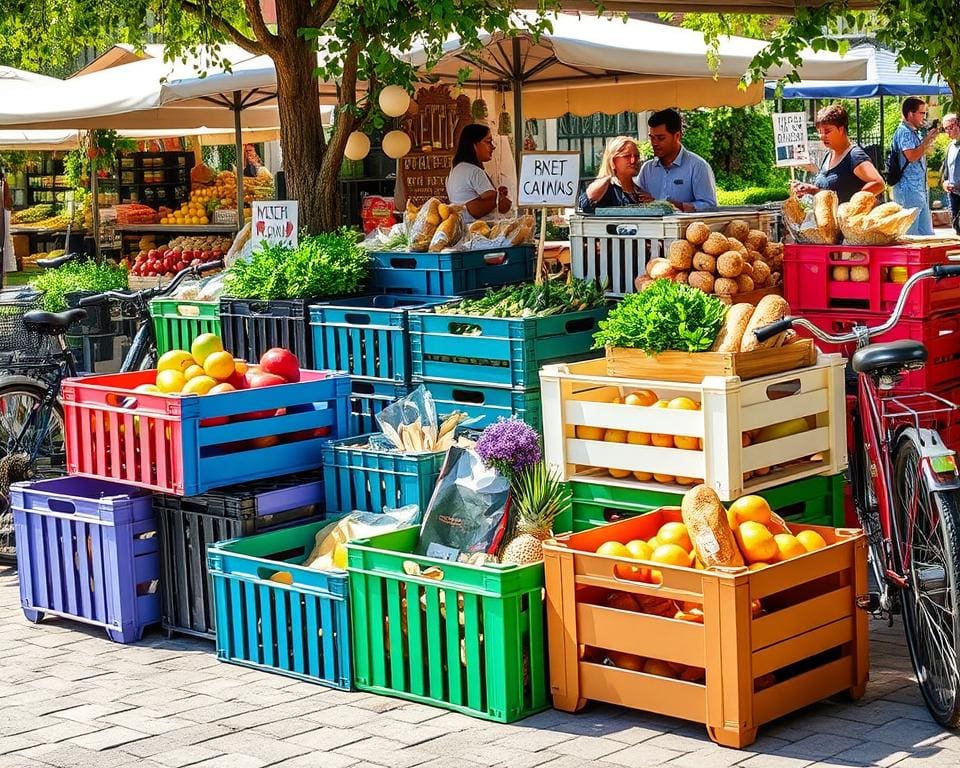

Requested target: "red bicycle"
[{"left": 756, "top": 263, "right": 960, "bottom": 728}]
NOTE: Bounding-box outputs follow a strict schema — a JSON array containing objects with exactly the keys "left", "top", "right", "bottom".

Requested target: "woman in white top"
[{"left": 445, "top": 124, "right": 512, "bottom": 224}]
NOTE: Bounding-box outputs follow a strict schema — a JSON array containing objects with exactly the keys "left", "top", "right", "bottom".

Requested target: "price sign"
[
  {"left": 518, "top": 152, "right": 581, "bottom": 207},
  {"left": 252, "top": 200, "right": 298, "bottom": 249},
  {"left": 772, "top": 112, "right": 811, "bottom": 168}
]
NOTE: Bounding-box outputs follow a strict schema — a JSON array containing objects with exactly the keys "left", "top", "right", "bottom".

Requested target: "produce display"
[
  {"left": 435, "top": 279, "right": 606, "bottom": 318},
  {"left": 637, "top": 218, "right": 783, "bottom": 296},
  {"left": 224, "top": 229, "right": 368, "bottom": 300},
  {"left": 124, "top": 234, "right": 230, "bottom": 278},
  {"left": 403, "top": 196, "right": 535, "bottom": 253},
  {"left": 784, "top": 189, "right": 919, "bottom": 246},
  {"left": 11, "top": 203, "right": 58, "bottom": 224},
  {"left": 28, "top": 259, "right": 128, "bottom": 313},
  {"left": 115, "top": 204, "right": 160, "bottom": 225}
]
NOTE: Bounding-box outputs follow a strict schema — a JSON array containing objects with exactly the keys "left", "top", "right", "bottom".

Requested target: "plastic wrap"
[{"left": 303, "top": 505, "right": 421, "bottom": 571}]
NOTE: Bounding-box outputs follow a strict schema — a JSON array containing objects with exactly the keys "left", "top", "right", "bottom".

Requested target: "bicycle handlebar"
[
  {"left": 753, "top": 265, "right": 959, "bottom": 347},
  {"left": 77, "top": 259, "right": 225, "bottom": 306},
  {"left": 35, "top": 252, "right": 82, "bottom": 269}
]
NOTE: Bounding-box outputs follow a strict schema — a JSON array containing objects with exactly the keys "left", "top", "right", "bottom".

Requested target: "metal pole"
[
  {"left": 512, "top": 37, "right": 523, "bottom": 172},
  {"left": 856, "top": 98, "right": 862, "bottom": 145},
  {"left": 90, "top": 163, "right": 100, "bottom": 258},
  {"left": 234, "top": 91, "right": 245, "bottom": 228}
]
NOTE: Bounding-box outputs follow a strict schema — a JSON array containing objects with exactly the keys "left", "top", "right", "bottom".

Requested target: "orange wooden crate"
[{"left": 542, "top": 508, "right": 869, "bottom": 748}]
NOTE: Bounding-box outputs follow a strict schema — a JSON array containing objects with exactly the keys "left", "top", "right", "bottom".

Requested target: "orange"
[
  {"left": 652, "top": 399, "right": 670, "bottom": 408},
  {"left": 633, "top": 470, "right": 653, "bottom": 481},
  {"left": 748, "top": 562, "right": 768, "bottom": 571},
  {"left": 643, "top": 658, "right": 679, "bottom": 678},
  {"left": 656, "top": 522, "right": 692, "bottom": 553},
  {"left": 623, "top": 539, "right": 653, "bottom": 582},
  {"left": 576, "top": 425, "right": 605, "bottom": 441},
  {"left": 608, "top": 650, "right": 646, "bottom": 672},
  {"left": 735, "top": 521, "right": 778, "bottom": 564},
  {"left": 667, "top": 396, "right": 699, "bottom": 410},
  {"left": 650, "top": 543, "right": 692, "bottom": 568},
  {"left": 609, "top": 467, "right": 631, "bottom": 479},
  {"left": 268, "top": 571, "right": 293, "bottom": 585},
  {"left": 651, "top": 433, "right": 675, "bottom": 447},
  {"left": 183, "top": 364, "right": 205, "bottom": 381},
  {"left": 796, "top": 530, "right": 828, "bottom": 553},
  {"left": 773, "top": 533, "right": 806, "bottom": 562},
  {"left": 606, "top": 592, "right": 642, "bottom": 612},
  {"left": 674, "top": 435, "right": 699, "bottom": 450},
  {"left": 209, "top": 383, "right": 236, "bottom": 394},
  {"left": 190, "top": 333, "right": 224, "bottom": 366},
  {"left": 203, "top": 350, "right": 236, "bottom": 381},
  {"left": 234, "top": 359, "right": 249, "bottom": 376},
  {"left": 675, "top": 476, "right": 699, "bottom": 485},
  {"left": 596, "top": 541, "right": 630, "bottom": 559},
  {"left": 605, "top": 429, "right": 628, "bottom": 443},
  {"left": 134, "top": 383, "right": 160, "bottom": 394},
  {"left": 157, "top": 350, "right": 194, "bottom": 374},
  {"left": 647, "top": 537, "right": 660, "bottom": 550},
  {"left": 742, "top": 432, "right": 752, "bottom": 447},
  {"left": 652, "top": 473, "right": 675, "bottom": 484},
  {"left": 625, "top": 389, "right": 658, "bottom": 407},
  {"left": 155, "top": 369, "right": 186, "bottom": 393},
  {"left": 627, "top": 431, "right": 650, "bottom": 445},
  {"left": 182, "top": 375, "right": 218, "bottom": 395},
  {"left": 728, "top": 495, "right": 772, "bottom": 526}
]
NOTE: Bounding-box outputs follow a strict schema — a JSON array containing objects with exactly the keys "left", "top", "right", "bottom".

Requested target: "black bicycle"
[{"left": 0, "top": 257, "right": 223, "bottom": 560}]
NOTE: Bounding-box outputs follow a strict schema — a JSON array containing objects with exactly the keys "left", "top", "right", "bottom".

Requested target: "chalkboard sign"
[
  {"left": 400, "top": 85, "right": 472, "bottom": 206},
  {"left": 518, "top": 151, "right": 580, "bottom": 207}
]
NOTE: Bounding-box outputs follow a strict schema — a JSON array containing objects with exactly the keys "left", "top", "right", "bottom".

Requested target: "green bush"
[
  {"left": 716, "top": 187, "right": 790, "bottom": 206},
  {"left": 29, "top": 259, "right": 128, "bottom": 313}
]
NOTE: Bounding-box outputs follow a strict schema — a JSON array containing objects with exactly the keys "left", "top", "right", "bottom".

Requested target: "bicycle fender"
[
  {"left": 0, "top": 374, "right": 53, "bottom": 392},
  {"left": 899, "top": 426, "right": 960, "bottom": 492}
]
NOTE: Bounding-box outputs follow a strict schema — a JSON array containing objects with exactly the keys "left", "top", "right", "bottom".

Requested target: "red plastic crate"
[
  {"left": 795, "top": 309, "right": 960, "bottom": 393},
  {"left": 784, "top": 242, "right": 960, "bottom": 317},
  {"left": 62, "top": 370, "right": 350, "bottom": 496}
]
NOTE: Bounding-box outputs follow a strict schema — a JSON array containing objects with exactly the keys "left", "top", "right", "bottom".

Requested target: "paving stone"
[
  {"left": 599, "top": 742, "right": 691, "bottom": 767},
  {"left": 643, "top": 732, "right": 715, "bottom": 753},
  {"left": 68, "top": 725, "right": 150, "bottom": 751},
  {"left": 862, "top": 715, "right": 953, "bottom": 748},
  {"left": 354, "top": 717, "right": 452, "bottom": 746},
  {"left": 267, "top": 753, "right": 359, "bottom": 768},
  {"left": 0, "top": 734, "right": 41, "bottom": 756},
  {"left": 22, "top": 720, "right": 100, "bottom": 744},
  {"left": 332, "top": 736, "right": 438, "bottom": 768},
  {"left": 175, "top": 701, "right": 262, "bottom": 724},
  {"left": 51, "top": 702, "right": 135, "bottom": 722},
  {"left": 662, "top": 747, "right": 751, "bottom": 768},
  {"left": 545, "top": 735, "right": 627, "bottom": 760},
  {"left": 283, "top": 726, "right": 368, "bottom": 752},
  {"left": 302, "top": 704, "right": 384, "bottom": 728},
  {"left": 247, "top": 719, "right": 320, "bottom": 740},
  {"left": 185, "top": 755, "right": 267, "bottom": 768},
  {"left": 100, "top": 709, "right": 194, "bottom": 736},
  {"left": 488, "top": 727, "right": 576, "bottom": 752},
  {"left": 200, "top": 731, "right": 310, "bottom": 764},
  {"left": 133, "top": 745, "right": 225, "bottom": 768},
  {"left": 15, "top": 742, "right": 139, "bottom": 767},
  {"left": 736, "top": 754, "right": 816, "bottom": 768},
  {"left": 119, "top": 724, "right": 237, "bottom": 759}
]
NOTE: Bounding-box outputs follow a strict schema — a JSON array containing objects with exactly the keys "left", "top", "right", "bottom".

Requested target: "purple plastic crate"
[{"left": 11, "top": 476, "right": 160, "bottom": 644}]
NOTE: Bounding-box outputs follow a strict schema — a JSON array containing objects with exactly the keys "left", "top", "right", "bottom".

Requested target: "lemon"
[
  {"left": 157, "top": 350, "right": 195, "bottom": 374},
  {"left": 155, "top": 369, "right": 186, "bottom": 393}
]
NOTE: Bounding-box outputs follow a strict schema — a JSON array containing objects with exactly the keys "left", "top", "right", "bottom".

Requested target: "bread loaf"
[
  {"left": 681, "top": 485, "right": 745, "bottom": 569},
  {"left": 688, "top": 271, "right": 715, "bottom": 294},
  {"left": 714, "top": 277, "right": 738, "bottom": 297},
  {"left": 702, "top": 232, "right": 730, "bottom": 256},
  {"left": 716, "top": 251, "right": 744, "bottom": 278},
  {"left": 847, "top": 190, "right": 877, "bottom": 217},
  {"left": 740, "top": 294, "right": 790, "bottom": 352},
  {"left": 685, "top": 221, "right": 711, "bottom": 246},
  {"left": 692, "top": 252, "right": 716, "bottom": 273},
  {"left": 813, "top": 191, "right": 839, "bottom": 243},
  {"left": 668, "top": 239, "right": 696, "bottom": 270},
  {"left": 723, "top": 219, "right": 751, "bottom": 242},
  {"left": 711, "top": 303, "right": 755, "bottom": 353}
]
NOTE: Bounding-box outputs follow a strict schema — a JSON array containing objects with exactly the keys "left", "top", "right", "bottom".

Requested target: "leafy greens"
[{"left": 29, "top": 259, "right": 128, "bottom": 313}]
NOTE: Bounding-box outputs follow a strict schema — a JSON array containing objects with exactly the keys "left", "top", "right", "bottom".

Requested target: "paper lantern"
[
  {"left": 382, "top": 130, "right": 413, "bottom": 159},
  {"left": 344, "top": 131, "right": 371, "bottom": 161},
  {"left": 379, "top": 86, "right": 411, "bottom": 118}
]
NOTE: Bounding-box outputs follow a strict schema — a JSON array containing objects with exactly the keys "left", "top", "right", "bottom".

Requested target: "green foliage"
[
  {"left": 930, "top": 132, "right": 951, "bottom": 175},
  {"left": 29, "top": 259, "right": 128, "bottom": 313},
  {"left": 592, "top": 280, "right": 727, "bottom": 354},
  {"left": 716, "top": 187, "right": 789, "bottom": 206},
  {"left": 434, "top": 279, "right": 607, "bottom": 319},
  {"left": 224, "top": 229, "right": 370, "bottom": 300}
]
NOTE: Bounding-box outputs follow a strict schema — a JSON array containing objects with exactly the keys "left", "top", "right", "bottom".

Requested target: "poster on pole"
[
  {"left": 772, "top": 112, "right": 811, "bottom": 167},
  {"left": 518, "top": 151, "right": 581, "bottom": 207},
  {"left": 252, "top": 200, "right": 299, "bottom": 250}
]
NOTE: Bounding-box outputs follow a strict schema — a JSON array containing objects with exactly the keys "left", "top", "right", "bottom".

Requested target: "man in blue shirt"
[
  {"left": 891, "top": 97, "right": 940, "bottom": 236},
  {"left": 634, "top": 109, "right": 718, "bottom": 213}
]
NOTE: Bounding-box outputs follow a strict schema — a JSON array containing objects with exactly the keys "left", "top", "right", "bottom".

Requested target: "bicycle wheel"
[
  {"left": 892, "top": 432, "right": 960, "bottom": 727},
  {"left": 0, "top": 379, "right": 66, "bottom": 562}
]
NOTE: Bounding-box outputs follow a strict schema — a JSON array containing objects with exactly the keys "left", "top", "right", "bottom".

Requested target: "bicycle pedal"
[{"left": 856, "top": 593, "right": 882, "bottom": 613}]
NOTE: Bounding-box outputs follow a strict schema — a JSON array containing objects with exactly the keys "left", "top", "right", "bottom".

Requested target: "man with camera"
[{"left": 890, "top": 97, "right": 940, "bottom": 235}]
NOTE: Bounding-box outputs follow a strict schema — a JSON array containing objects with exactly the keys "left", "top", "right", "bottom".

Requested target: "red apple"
[
  {"left": 250, "top": 372, "right": 287, "bottom": 388},
  {"left": 260, "top": 348, "right": 300, "bottom": 383}
]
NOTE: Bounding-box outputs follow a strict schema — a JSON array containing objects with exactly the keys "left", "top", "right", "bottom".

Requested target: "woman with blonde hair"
[{"left": 578, "top": 136, "right": 651, "bottom": 213}]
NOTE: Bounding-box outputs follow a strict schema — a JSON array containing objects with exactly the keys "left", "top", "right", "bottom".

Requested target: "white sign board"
[
  {"left": 772, "top": 112, "right": 811, "bottom": 167},
  {"left": 252, "top": 200, "right": 299, "bottom": 249},
  {"left": 518, "top": 152, "right": 581, "bottom": 207}
]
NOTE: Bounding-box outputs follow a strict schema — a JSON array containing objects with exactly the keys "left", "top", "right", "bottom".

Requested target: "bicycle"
[
  {"left": 0, "top": 258, "right": 223, "bottom": 561},
  {"left": 754, "top": 263, "right": 960, "bottom": 728}
]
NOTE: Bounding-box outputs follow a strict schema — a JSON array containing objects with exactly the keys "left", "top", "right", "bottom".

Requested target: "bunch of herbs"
[{"left": 29, "top": 259, "right": 127, "bottom": 313}]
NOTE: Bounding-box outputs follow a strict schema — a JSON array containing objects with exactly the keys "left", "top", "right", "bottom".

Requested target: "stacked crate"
[{"left": 149, "top": 297, "right": 221, "bottom": 357}]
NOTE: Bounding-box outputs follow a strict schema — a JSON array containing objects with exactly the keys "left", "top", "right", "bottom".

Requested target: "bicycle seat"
[
  {"left": 22, "top": 308, "right": 87, "bottom": 335},
  {"left": 852, "top": 340, "right": 927, "bottom": 375}
]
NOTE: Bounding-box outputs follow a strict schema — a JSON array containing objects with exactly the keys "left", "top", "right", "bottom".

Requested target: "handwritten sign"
[
  {"left": 518, "top": 152, "right": 580, "bottom": 207},
  {"left": 772, "top": 112, "right": 811, "bottom": 167},
  {"left": 252, "top": 200, "right": 298, "bottom": 250},
  {"left": 400, "top": 153, "right": 454, "bottom": 206}
]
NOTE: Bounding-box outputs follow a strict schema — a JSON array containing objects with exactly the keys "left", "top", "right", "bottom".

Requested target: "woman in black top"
[
  {"left": 792, "top": 104, "right": 885, "bottom": 203},
  {"left": 578, "top": 136, "right": 651, "bottom": 213}
]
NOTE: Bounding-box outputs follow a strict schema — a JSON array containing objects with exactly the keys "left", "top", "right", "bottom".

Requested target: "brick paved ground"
[{"left": 1, "top": 565, "right": 958, "bottom": 768}]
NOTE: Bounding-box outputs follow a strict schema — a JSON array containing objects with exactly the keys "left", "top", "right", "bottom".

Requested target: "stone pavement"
[{"left": 1, "top": 565, "right": 958, "bottom": 768}]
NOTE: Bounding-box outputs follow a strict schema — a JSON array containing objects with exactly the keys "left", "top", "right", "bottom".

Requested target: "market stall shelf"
[{"left": 116, "top": 224, "right": 238, "bottom": 234}]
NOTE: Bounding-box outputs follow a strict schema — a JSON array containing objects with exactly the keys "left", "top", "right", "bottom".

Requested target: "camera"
[{"left": 928, "top": 119, "right": 941, "bottom": 132}]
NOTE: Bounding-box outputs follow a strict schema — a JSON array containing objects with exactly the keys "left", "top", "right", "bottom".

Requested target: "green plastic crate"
[
  {"left": 150, "top": 299, "right": 221, "bottom": 356},
  {"left": 559, "top": 473, "right": 847, "bottom": 534},
  {"left": 346, "top": 526, "right": 548, "bottom": 722}
]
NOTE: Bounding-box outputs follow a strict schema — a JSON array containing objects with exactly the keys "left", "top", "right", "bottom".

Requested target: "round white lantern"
[
  {"left": 382, "top": 130, "right": 413, "bottom": 159},
  {"left": 379, "top": 85, "right": 411, "bottom": 118},
  {"left": 344, "top": 131, "right": 371, "bottom": 161}
]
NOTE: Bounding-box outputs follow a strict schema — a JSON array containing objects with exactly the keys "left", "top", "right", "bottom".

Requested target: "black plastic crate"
[
  {"left": 153, "top": 471, "right": 326, "bottom": 639},
  {"left": 66, "top": 332, "right": 117, "bottom": 372},
  {"left": 65, "top": 291, "right": 113, "bottom": 335},
  {"left": 219, "top": 297, "right": 313, "bottom": 367}
]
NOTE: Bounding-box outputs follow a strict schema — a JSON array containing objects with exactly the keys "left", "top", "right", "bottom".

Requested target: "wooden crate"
[
  {"left": 542, "top": 509, "right": 869, "bottom": 748},
  {"left": 605, "top": 339, "right": 816, "bottom": 383},
  {"left": 540, "top": 355, "right": 847, "bottom": 501}
]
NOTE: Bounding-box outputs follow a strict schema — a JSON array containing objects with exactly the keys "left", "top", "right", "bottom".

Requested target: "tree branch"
[
  {"left": 308, "top": 0, "right": 339, "bottom": 29},
  {"left": 327, "top": 40, "right": 363, "bottom": 160},
  {"left": 243, "top": 0, "right": 280, "bottom": 52},
  {"left": 177, "top": 0, "right": 267, "bottom": 56}
]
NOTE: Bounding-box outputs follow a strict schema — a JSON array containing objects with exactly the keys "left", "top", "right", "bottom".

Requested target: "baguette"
[
  {"left": 740, "top": 294, "right": 790, "bottom": 352},
  {"left": 681, "top": 485, "right": 744, "bottom": 569},
  {"left": 813, "top": 190, "right": 839, "bottom": 244},
  {"left": 711, "top": 303, "right": 755, "bottom": 353}
]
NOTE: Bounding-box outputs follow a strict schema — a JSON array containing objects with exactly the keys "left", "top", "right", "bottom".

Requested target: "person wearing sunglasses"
[
  {"left": 890, "top": 96, "right": 940, "bottom": 235},
  {"left": 578, "top": 136, "right": 651, "bottom": 213},
  {"left": 446, "top": 124, "right": 512, "bottom": 224}
]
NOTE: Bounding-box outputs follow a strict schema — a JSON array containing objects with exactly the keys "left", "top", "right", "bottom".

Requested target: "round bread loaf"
[
  {"left": 736, "top": 274, "right": 755, "bottom": 293},
  {"left": 717, "top": 251, "right": 744, "bottom": 278},
  {"left": 726, "top": 237, "right": 748, "bottom": 256},
  {"left": 688, "top": 271, "right": 715, "bottom": 294},
  {"left": 714, "top": 277, "right": 739, "bottom": 297},
  {"left": 745, "top": 229, "right": 769, "bottom": 252},
  {"left": 692, "top": 251, "right": 716, "bottom": 273},
  {"left": 646, "top": 257, "right": 670, "bottom": 277},
  {"left": 685, "top": 221, "right": 711, "bottom": 245},
  {"left": 649, "top": 259, "right": 676, "bottom": 280},
  {"left": 751, "top": 260, "right": 772, "bottom": 287},
  {"left": 702, "top": 232, "right": 730, "bottom": 255},
  {"left": 668, "top": 239, "right": 696, "bottom": 270},
  {"left": 673, "top": 270, "right": 690, "bottom": 284},
  {"left": 723, "top": 219, "right": 751, "bottom": 242}
]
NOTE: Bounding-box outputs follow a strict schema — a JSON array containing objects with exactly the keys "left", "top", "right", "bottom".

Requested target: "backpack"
[{"left": 885, "top": 145, "right": 910, "bottom": 186}]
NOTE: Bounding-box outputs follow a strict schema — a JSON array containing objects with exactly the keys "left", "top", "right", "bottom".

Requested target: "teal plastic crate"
[
  {"left": 419, "top": 380, "right": 542, "bottom": 432},
  {"left": 322, "top": 434, "right": 446, "bottom": 517},
  {"left": 369, "top": 247, "right": 534, "bottom": 295},
  {"left": 309, "top": 295, "right": 452, "bottom": 384},
  {"left": 409, "top": 305, "right": 609, "bottom": 389},
  {"left": 348, "top": 380, "right": 409, "bottom": 437},
  {"left": 208, "top": 520, "right": 352, "bottom": 690},
  {"left": 559, "top": 472, "right": 847, "bottom": 534}
]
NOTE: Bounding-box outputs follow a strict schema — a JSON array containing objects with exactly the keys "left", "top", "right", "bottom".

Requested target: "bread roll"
[
  {"left": 850, "top": 265, "right": 870, "bottom": 282},
  {"left": 649, "top": 260, "right": 676, "bottom": 280},
  {"left": 716, "top": 251, "right": 744, "bottom": 278},
  {"left": 723, "top": 220, "right": 751, "bottom": 242},
  {"left": 813, "top": 191, "right": 839, "bottom": 244},
  {"left": 681, "top": 485, "right": 744, "bottom": 569},
  {"left": 714, "top": 277, "right": 739, "bottom": 297},
  {"left": 685, "top": 221, "right": 711, "bottom": 246},
  {"left": 784, "top": 195, "right": 805, "bottom": 225},
  {"left": 635, "top": 275, "right": 655, "bottom": 292},
  {"left": 692, "top": 252, "right": 716, "bottom": 273},
  {"left": 832, "top": 265, "right": 850, "bottom": 282},
  {"left": 711, "top": 303, "right": 755, "bottom": 353},
  {"left": 702, "top": 232, "right": 730, "bottom": 256},
  {"left": 468, "top": 220, "right": 491, "bottom": 237},
  {"left": 646, "top": 257, "right": 671, "bottom": 278},
  {"left": 688, "top": 271, "right": 715, "bottom": 294},
  {"left": 668, "top": 239, "right": 696, "bottom": 270},
  {"left": 740, "top": 294, "right": 790, "bottom": 352},
  {"left": 736, "top": 274, "right": 755, "bottom": 293},
  {"left": 745, "top": 229, "right": 769, "bottom": 252},
  {"left": 848, "top": 190, "right": 877, "bottom": 217},
  {"left": 751, "top": 260, "right": 772, "bottom": 287},
  {"left": 726, "top": 237, "right": 749, "bottom": 256}
]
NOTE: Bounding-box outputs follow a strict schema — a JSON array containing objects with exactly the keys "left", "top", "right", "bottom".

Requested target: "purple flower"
[{"left": 475, "top": 418, "right": 542, "bottom": 478}]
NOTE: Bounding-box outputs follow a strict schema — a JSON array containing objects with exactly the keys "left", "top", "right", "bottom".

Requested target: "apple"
[
  {"left": 260, "top": 348, "right": 300, "bottom": 383},
  {"left": 249, "top": 372, "right": 287, "bottom": 388}
]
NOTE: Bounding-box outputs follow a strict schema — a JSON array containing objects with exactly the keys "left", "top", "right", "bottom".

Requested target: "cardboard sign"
[
  {"left": 252, "top": 200, "right": 298, "bottom": 249},
  {"left": 772, "top": 112, "right": 811, "bottom": 167},
  {"left": 517, "top": 152, "right": 580, "bottom": 207}
]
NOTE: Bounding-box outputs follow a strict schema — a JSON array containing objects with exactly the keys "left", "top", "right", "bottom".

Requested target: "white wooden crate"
[
  {"left": 569, "top": 210, "right": 781, "bottom": 297},
  {"left": 539, "top": 354, "right": 846, "bottom": 501}
]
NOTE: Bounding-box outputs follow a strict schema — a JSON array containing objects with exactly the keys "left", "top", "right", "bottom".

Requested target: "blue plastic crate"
[
  {"left": 348, "top": 380, "right": 409, "bottom": 437},
  {"left": 309, "top": 295, "right": 452, "bottom": 384},
  {"left": 208, "top": 520, "right": 352, "bottom": 690},
  {"left": 369, "top": 247, "right": 535, "bottom": 295},
  {"left": 11, "top": 476, "right": 159, "bottom": 643},
  {"left": 420, "top": 380, "right": 542, "bottom": 432},
  {"left": 409, "top": 305, "right": 609, "bottom": 389},
  {"left": 322, "top": 434, "right": 446, "bottom": 518}
]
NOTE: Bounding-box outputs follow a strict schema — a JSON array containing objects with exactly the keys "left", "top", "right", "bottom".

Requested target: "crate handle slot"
[
  {"left": 450, "top": 387, "right": 486, "bottom": 405},
  {"left": 344, "top": 313, "right": 373, "bottom": 326},
  {"left": 565, "top": 316, "right": 598, "bottom": 334},
  {"left": 610, "top": 224, "right": 637, "bottom": 236},
  {"left": 765, "top": 379, "right": 801, "bottom": 400},
  {"left": 46, "top": 498, "right": 77, "bottom": 515},
  {"left": 176, "top": 305, "right": 201, "bottom": 318},
  {"left": 351, "top": 381, "right": 376, "bottom": 396},
  {"left": 105, "top": 392, "right": 139, "bottom": 409},
  {"left": 448, "top": 321, "right": 483, "bottom": 336},
  {"left": 388, "top": 257, "right": 418, "bottom": 270},
  {"left": 256, "top": 545, "right": 310, "bottom": 566},
  {"left": 483, "top": 252, "right": 507, "bottom": 265},
  {"left": 828, "top": 250, "right": 868, "bottom": 264}
]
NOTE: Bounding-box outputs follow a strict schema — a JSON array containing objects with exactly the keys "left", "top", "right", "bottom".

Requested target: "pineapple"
[{"left": 500, "top": 463, "right": 570, "bottom": 565}]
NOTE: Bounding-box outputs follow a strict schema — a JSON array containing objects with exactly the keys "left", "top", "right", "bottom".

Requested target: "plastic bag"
[
  {"left": 458, "top": 215, "right": 535, "bottom": 250},
  {"left": 407, "top": 197, "right": 443, "bottom": 252},
  {"left": 428, "top": 212, "right": 464, "bottom": 252},
  {"left": 783, "top": 191, "right": 840, "bottom": 245},
  {"left": 415, "top": 446, "right": 511, "bottom": 561},
  {"left": 303, "top": 504, "right": 421, "bottom": 571},
  {"left": 374, "top": 385, "right": 476, "bottom": 453},
  {"left": 361, "top": 222, "right": 407, "bottom": 252}
]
